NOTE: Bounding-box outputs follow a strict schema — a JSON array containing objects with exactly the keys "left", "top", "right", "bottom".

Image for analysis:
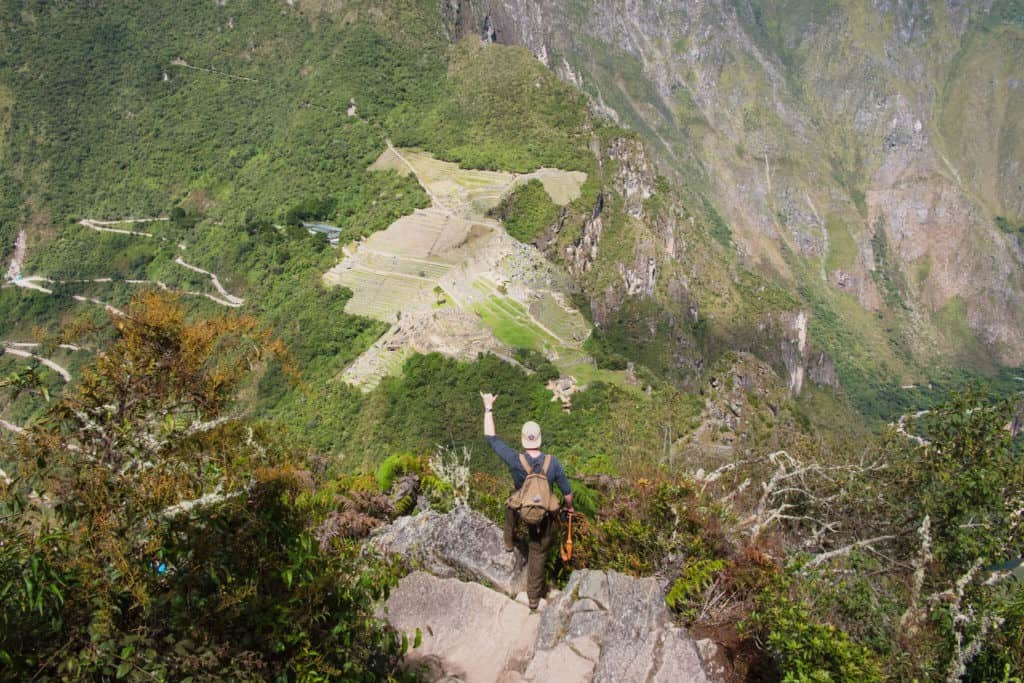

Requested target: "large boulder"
[
  {"left": 533, "top": 570, "right": 712, "bottom": 682},
  {"left": 370, "top": 505, "right": 527, "bottom": 596}
]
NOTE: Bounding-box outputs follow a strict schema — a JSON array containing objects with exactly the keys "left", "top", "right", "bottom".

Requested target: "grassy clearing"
[
  {"left": 824, "top": 213, "right": 858, "bottom": 272},
  {"left": 472, "top": 295, "right": 559, "bottom": 351},
  {"left": 562, "top": 360, "right": 643, "bottom": 391}
]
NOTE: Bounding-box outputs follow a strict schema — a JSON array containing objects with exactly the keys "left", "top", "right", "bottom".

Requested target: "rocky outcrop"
[
  {"left": 371, "top": 506, "right": 527, "bottom": 596},
  {"left": 566, "top": 193, "right": 604, "bottom": 278},
  {"left": 780, "top": 310, "right": 809, "bottom": 394},
  {"left": 375, "top": 508, "right": 723, "bottom": 682},
  {"left": 532, "top": 570, "right": 717, "bottom": 682},
  {"left": 607, "top": 136, "right": 655, "bottom": 219},
  {"left": 774, "top": 310, "right": 841, "bottom": 394},
  {"left": 807, "top": 350, "right": 839, "bottom": 390},
  {"left": 618, "top": 253, "right": 657, "bottom": 298}
]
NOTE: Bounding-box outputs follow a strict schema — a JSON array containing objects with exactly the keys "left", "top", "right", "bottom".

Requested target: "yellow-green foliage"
[
  {"left": 665, "top": 558, "right": 728, "bottom": 620},
  {"left": 374, "top": 452, "right": 427, "bottom": 492},
  {"left": 393, "top": 38, "right": 593, "bottom": 173}
]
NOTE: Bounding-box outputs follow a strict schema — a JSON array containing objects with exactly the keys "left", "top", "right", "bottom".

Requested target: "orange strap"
[{"left": 560, "top": 511, "right": 574, "bottom": 562}]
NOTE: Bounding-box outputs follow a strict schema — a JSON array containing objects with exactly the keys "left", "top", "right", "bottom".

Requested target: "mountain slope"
[{"left": 448, "top": 0, "right": 1024, "bottom": 394}]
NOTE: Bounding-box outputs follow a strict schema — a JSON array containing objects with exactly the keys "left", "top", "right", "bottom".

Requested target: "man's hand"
[{"left": 480, "top": 392, "right": 498, "bottom": 410}]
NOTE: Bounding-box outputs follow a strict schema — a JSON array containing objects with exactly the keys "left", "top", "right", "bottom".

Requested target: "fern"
[{"left": 665, "top": 558, "right": 727, "bottom": 620}]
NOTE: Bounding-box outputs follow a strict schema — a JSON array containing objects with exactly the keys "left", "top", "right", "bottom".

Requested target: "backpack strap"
[
  {"left": 518, "top": 453, "right": 531, "bottom": 474},
  {"left": 541, "top": 454, "right": 551, "bottom": 476}
]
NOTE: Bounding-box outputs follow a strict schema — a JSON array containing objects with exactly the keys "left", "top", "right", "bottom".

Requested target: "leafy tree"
[{"left": 0, "top": 294, "right": 416, "bottom": 681}]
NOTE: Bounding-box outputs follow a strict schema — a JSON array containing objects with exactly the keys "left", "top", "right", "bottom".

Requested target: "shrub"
[
  {"left": 489, "top": 179, "right": 562, "bottom": 243},
  {"left": 743, "top": 578, "right": 884, "bottom": 683}
]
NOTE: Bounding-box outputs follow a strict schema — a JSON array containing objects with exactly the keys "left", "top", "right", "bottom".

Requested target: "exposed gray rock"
[
  {"left": 607, "top": 136, "right": 655, "bottom": 219},
  {"left": 452, "top": 0, "right": 1024, "bottom": 366},
  {"left": 385, "top": 572, "right": 540, "bottom": 683},
  {"left": 522, "top": 639, "right": 595, "bottom": 681},
  {"left": 566, "top": 194, "right": 604, "bottom": 279},
  {"left": 536, "top": 570, "right": 714, "bottom": 682},
  {"left": 375, "top": 509, "right": 723, "bottom": 681},
  {"left": 370, "top": 506, "right": 527, "bottom": 596},
  {"left": 807, "top": 350, "right": 840, "bottom": 390}
]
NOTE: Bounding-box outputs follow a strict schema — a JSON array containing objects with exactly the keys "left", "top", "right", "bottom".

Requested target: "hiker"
[{"left": 481, "top": 392, "right": 573, "bottom": 610}]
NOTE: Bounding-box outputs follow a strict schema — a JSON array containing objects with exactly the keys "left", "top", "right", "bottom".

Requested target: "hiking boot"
[{"left": 529, "top": 598, "right": 539, "bottom": 611}]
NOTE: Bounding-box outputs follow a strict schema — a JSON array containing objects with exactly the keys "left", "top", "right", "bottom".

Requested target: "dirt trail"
[
  {"left": 7, "top": 275, "right": 54, "bottom": 294},
  {"left": 173, "top": 257, "right": 244, "bottom": 306},
  {"left": 386, "top": 140, "right": 447, "bottom": 209},
  {"left": 5, "top": 230, "right": 26, "bottom": 280},
  {"left": 71, "top": 218, "right": 244, "bottom": 307},
  {"left": 169, "top": 59, "right": 259, "bottom": 83},
  {"left": 2, "top": 345, "right": 72, "bottom": 382},
  {"left": 72, "top": 295, "right": 125, "bottom": 317},
  {"left": 5, "top": 341, "right": 82, "bottom": 352},
  {"left": 894, "top": 410, "right": 931, "bottom": 446},
  {"left": 79, "top": 218, "right": 159, "bottom": 237}
]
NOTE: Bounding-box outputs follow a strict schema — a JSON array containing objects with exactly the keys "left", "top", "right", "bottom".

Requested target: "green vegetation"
[
  {"left": 489, "top": 179, "right": 562, "bottom": 243},
  {"left": 666, "top": 558, "right": 729, "bottom": 620},
  {"left": 0, "top": 296, "right": 416, "bottom": 681},
  {"left": 473, "top": 295, "right": 558, "bottom": 352},
  {"left": 392, "top": 39, "right": 593, "bottom": 173},
  {"left": 824, "top": 214, "right": 857, "bottom": 272},
  {"left": 745, "top": 584, "right": 884, "bottom": 682},
  {"left": 705, "top": 199, "right": 734, "bottom": 249},
  {"left": 1, "top": 2, "right": 1022, "bottom": 679},
  {"left": 869, "top": 223, "right": 907, "bottom": 309}
]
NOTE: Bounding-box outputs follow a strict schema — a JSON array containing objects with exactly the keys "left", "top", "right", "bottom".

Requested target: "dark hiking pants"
[{"left": 505, "top": 506, "right": 553, "bottom": 603}]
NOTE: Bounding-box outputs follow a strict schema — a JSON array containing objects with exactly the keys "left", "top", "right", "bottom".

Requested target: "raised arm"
[
  {"left": 481, "top": 392, "right": 497, "bottom": 436},
  {"left": 481, "top": 392, "right": 519, "bottom": 468}
]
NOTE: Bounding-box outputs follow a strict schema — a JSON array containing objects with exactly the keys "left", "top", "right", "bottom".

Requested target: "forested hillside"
[{"left": 1, "top": 1, "right": 1022, "bottom": 681}]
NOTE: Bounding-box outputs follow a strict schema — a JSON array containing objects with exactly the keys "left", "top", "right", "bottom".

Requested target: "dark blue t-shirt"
[{"left": 486, "top": 435, "right": 572, "bottom": 495}]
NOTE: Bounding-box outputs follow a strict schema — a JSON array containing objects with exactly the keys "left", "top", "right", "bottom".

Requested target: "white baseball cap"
[{"left": 521, "top": 421, "right": 542, "bottom": 449}]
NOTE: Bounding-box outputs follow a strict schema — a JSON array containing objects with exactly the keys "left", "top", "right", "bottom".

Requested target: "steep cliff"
[{"left": 445, "top": 0, "right": 1024, "bottom": 379}]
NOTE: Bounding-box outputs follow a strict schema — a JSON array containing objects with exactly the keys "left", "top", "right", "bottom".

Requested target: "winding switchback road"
[{"left": 2, "top": 345, "right": 72, "bottom": 382}]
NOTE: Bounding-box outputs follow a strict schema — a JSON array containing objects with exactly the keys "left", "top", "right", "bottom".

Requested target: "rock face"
[
  {"left": 532, "top": 570, "right": 713, "bottom": 683},
  {"left": 385, "top": 572, "right": 540, "bottom": 683},
  {"left": 566, "top": 193, "right": 604, "bottom": 279},
  {"left": 375, "top": 509, "right": 723, "bottom": 682},
  {"left": 447, "top": 0, "right": 1024, "bottom": 366},
  {"left": 370, "top": 506, "right": 527, "bottom": 596},
  {"left": 607, "top": 136, "right": 655, "bottom": 219}
]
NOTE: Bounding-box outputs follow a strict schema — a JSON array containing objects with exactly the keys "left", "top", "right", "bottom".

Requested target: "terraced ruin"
[{"left": 324, "top": 146, "right": 613, "bottom": 389}]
